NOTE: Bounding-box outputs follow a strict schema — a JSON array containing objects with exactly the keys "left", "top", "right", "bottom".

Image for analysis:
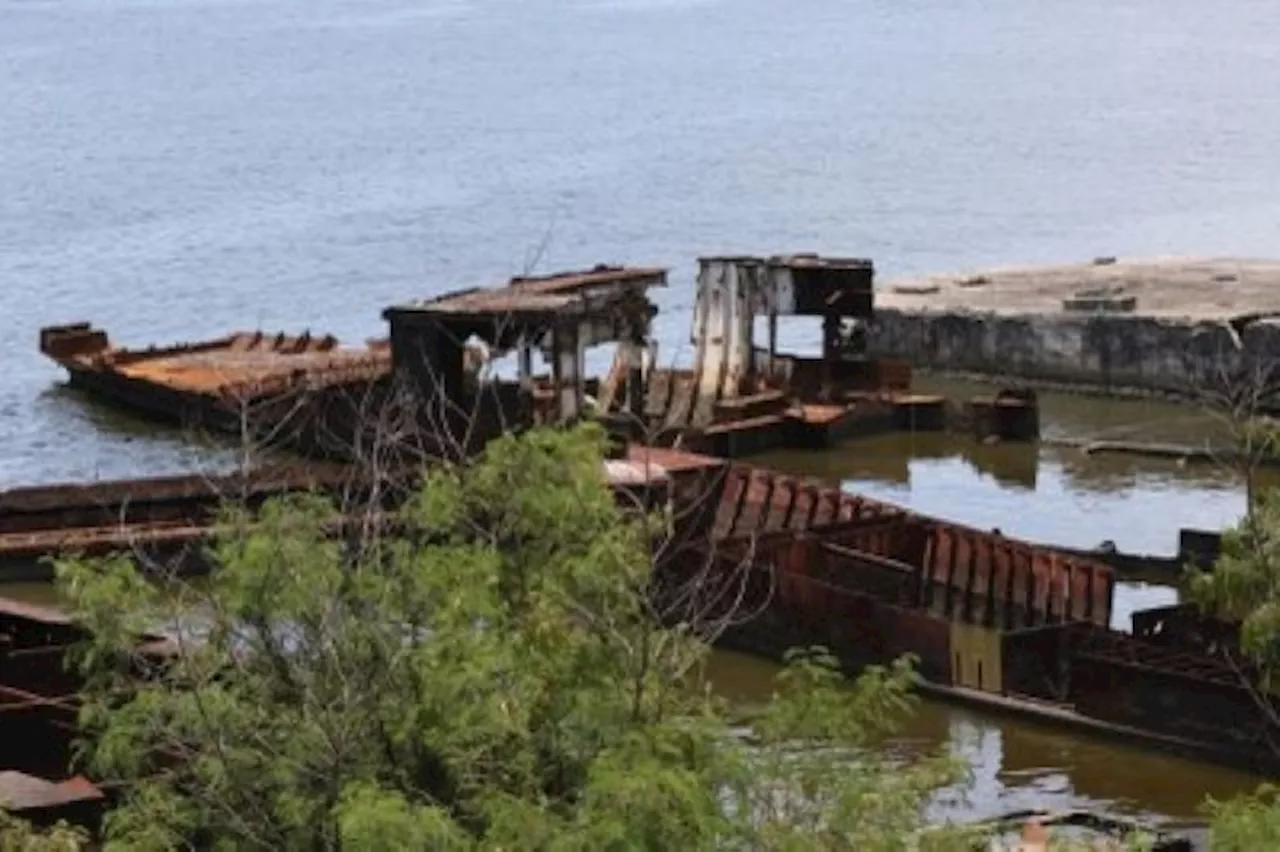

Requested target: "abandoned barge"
[
  {"left": 40, "top": 258, "right": 1040, "bottom": 463},
  {"left": 39, "top": 323, "right": 393, "bottom": 458}
]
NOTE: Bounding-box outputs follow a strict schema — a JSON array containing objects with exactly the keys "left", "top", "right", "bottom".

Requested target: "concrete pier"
[{"left": 874, "top": 257, "right": 1280, "bottom": 399}]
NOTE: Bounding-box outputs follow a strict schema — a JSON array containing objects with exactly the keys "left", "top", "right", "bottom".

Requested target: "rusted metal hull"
[
  {"left": 700, "top": 567, "right": 1280, "bottom": 775},
  {"left": 45, "top": 273, "right": 1040, "bottom": 470},
  {"left": 783, "top": 403, "right": 892, "bottom": 448},
  {"left": 0, "top": 446, "right": 706, "bottom": 581},
  {"left": 0, "top": 597, "right": 174, "bottom": 831},
  {"left": 0, "top": 600, "right": 100, "bottom": 827},
  {"left": 661, "top": 462, "right": 1278, "bottom": 775},
  {"left": 0, "top": 464, "right": 374, "bottom": 580}
]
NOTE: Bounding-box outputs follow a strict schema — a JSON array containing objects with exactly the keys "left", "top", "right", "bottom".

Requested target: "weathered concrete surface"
[
  {"left": 880, "top": 257, "right": 1280, "bottom": 320},
  {"left": 873, "top": 258, "right": 1280, "bottom": 397}
]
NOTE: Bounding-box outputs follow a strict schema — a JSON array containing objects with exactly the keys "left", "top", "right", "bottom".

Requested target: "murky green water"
[{"left": 763, "top": 376, "right": 1258, "bottom": 558}]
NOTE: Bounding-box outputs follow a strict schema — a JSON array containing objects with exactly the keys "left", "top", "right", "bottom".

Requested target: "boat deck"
[
  {"left": 112, "top": 346, "right": 386, "bottom": 397},
  {"left": 41, "top": 325, "right": 391, "bottom": 401}
]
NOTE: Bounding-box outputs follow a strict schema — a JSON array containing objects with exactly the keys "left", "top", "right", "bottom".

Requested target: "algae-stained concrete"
[{"left": 873, "top": 258, "right": 1280, "bottom": 397}]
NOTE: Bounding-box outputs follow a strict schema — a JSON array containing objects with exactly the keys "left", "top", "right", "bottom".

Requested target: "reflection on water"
[
  {"left": 910, "top": 377, "right": 1238, "bottom": 448},
  {"left": 705, "top": 649, "right": 1263, "bottom": 826},
  {"left": 760, "top": 378, "right": 1260, "bottom": 557},
  {"left": 763, "top": 435, "right": 1244, "bottom": 557}
]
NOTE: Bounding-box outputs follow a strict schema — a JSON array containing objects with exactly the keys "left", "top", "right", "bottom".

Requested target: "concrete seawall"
[
  {"left": 872, "top": 309, "right": 1280, "bottom": 396},
  {"left": 874, "top": 258, "right": 1280, "bottom": 399}
]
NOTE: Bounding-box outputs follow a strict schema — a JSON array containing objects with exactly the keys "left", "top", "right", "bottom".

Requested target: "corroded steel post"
[{"left": 551, "top": 320, "right": 583, "bottom": 423}]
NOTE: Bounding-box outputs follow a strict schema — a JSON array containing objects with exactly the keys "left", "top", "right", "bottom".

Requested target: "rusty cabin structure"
[
  {"left": 644, "top": 255, "right": 886, "bottom": 449},
  {"left": 639, "top": 254, "right": 1038, "bottom": 455},
  {"left": 691, "top": 254, "right": 880, "bottom": 408},
  {"left": 383, "top": 265, "right": 667, "bottom": 451}
]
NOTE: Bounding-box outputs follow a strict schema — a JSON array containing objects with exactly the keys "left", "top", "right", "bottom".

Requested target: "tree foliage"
[
  {"left": 1202, "top": 784, "right": 1280, "bottom": 851},
  {"left": 56, "top": 424, "right": 965, "bottom": 850},
  {"left": 1186, "top": 489, "right": 1280, "bottom": 678},
  {"left": 0, "top": 812, "right": 87, "bottom": 852},
  {"left": 1183, "top": 483, "right": 1280, "bottom": 849}
]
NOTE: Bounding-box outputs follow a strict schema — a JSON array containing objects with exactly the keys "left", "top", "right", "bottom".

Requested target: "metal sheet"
[
  {"left": 397, "top": 267, "right": 667, "bottom": 315},
  {"left": 992, "top": 546, "right": 1014, "bottom": 625}
]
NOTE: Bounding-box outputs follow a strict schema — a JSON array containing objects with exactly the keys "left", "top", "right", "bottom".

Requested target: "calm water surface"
[
  {"left": 4, "top": 0, "right": 1279, "bottom": 827},
  {"left": 5, "top": 0, "right": 1280, "bottom": 484}
]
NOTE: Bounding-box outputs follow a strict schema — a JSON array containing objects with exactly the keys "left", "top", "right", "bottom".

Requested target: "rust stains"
[
  {"left": 42, "top": 326, "right": 390, "bottom": 400},
  {"left": 702, "top": 465, "right": 1115, "bottom": 631},
  {"left": 712, "top": 465, "right": 902, "bottom": 539},
  {"left": 920, "top": 523, "right": 1113, "bottom": 629}
]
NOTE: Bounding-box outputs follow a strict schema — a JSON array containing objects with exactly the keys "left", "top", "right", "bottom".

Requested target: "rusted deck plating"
[
  {"left": 40, "top": 323, "right": 391, "bottom": 401},
  {"left": 405, "top": 265, "right": 668, "bottom": 317}
]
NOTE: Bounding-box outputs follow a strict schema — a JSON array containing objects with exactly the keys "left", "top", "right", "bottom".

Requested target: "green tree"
[
  {"left": 1203, "top": 784, "right": 1280, "bottom": 851},
  {"left": 1183, "top": 466, "right": 1280, "bottom": 848},
  {"left": 1186, "top": 489, "right": 1280, "bottom": 678},
  {"left": 57, "top": 424, "right": 966, "bottom": 851},
  {"left": 0, "top": 812, "right": 86, "bottom": 852}
]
